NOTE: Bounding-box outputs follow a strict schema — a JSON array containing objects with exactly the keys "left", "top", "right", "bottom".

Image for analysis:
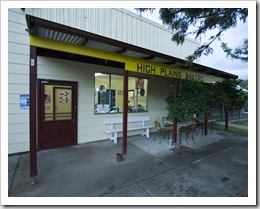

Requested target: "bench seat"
[{"left": 103, "top": 116, "right": 154, "bottom": 143}]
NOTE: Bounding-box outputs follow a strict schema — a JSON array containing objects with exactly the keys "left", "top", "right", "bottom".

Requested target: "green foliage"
[
  {"left": 214, "top": 79, "right": 247, "bottom": 108},
  {"left": 238, "top": 79, "right": 248, "bottom": 89},
  {"left": 165, "top": 80, "right": 221, "bottom": 122},
  {"left": 135, "top": 8, "right": 248, "bottom": 63},
  {"left": 221, "top": 39, "right": 248, "bottom": 63},
  {"left": 165, "top": 79, "right": 247, "bottom": 122}
]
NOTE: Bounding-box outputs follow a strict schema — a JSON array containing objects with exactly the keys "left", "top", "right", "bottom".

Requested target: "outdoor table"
[
  {"left": 165, "top": 121, "right": 195, "bottom": 127},
  {"left": 165, "top": 121, "right": 196, "bottom": 145},
  {"left": 197, "top": 119, "right": 216, "bottom": 134},
  {"left": 180, "top": 122, "right": 195, "bottom": 127},
  {"left": 165, "top": 121, "right": 196, "bottom": 134}
]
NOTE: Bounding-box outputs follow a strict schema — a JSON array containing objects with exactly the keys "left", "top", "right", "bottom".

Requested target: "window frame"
[{"left": 94, "top": 72, "right": 149, "bottom": 114}]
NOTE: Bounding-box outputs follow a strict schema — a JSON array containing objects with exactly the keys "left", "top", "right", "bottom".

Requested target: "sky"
[{"left": 126, "top": 8, "right": 249, "bottom": 80}]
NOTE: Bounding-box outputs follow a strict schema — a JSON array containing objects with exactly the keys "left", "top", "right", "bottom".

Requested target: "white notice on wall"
[
  {"left": 104, "top": 104, "right": 110, "bottom": 113},
  {"left": 97, "top": 104, "right": 103, "bottom": 113}
]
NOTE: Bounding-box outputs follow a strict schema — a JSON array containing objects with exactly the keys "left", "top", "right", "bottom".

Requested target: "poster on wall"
[
  {"left": 20, "top": 94, "right": 30, "bottom": 110},
  {"left": 45, "top": 93, "right": 51, "bottom": 111},
  {"left": 136, "top": 78, "right": 144, "bottom": 89},
  {"left": 59, "top": 91, "right": 70, "bottom": 103}
]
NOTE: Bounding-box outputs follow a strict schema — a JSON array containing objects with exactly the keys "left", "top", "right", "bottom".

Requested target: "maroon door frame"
[{"left": 38, "top": 79, "right": 78, "bottom": 150}]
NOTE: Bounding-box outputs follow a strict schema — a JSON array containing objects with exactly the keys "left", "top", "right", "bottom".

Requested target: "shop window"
[{"left": 94, "top": 73, "right": 148, "bottom": 113}]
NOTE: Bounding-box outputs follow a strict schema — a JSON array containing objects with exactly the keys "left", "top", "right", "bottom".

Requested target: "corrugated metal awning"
[{"left": 26, "top": 14, "right": 238, "bottom": 79}]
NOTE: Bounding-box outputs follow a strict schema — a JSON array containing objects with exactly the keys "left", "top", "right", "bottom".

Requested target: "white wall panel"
[
  {"left": 8, "top": 143, "right": 29, "bottom": 154},
  {"left": 8, "top": 74, "right": 29, "bottom": 85},
  {"left": 8, "top": 21, "right": 27, "bottom": 35},
  {"left": 8, "top": 42, "right": 29, "bottom": 55},
  {"left": 25, "top": 8, "right": 200, "bottom": 62},
  {"left": 8, "top": 133, "right": 29, "bottom": 144},
  {"left": 8, "top": 32, "right": 29, "bottom": 45},
  {"left": 8, "top": 84, "right": 29, "bottom": 94},
  {"left": 8, "top": 63, "right": 29, "bottom": 75},
  {"left": 9, "top": 124, "right": 29, "bottom": 134},
  {"left": 8, "top": 53, "right": 29, "bottom": 65},
  {"left": 8, "top": 8, "right": 30, "bottom": 154},
  {"left": 9, "top": 113, "right": 29, "bottom": 124},
  {"left": 9, "top": 94, "right": 21, "bottom": 104}
]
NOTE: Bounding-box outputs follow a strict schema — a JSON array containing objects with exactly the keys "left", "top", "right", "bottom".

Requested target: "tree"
[
  {"left": 221, "top": 39, "right": 248, "bottom": 63},
  {"left": 165, "top": 79, "right": 220, "bottom": 122},
  {"left": 165, "top": 79, "right": 247, "bottom": 130},
  {"left": 238, "top": 79, "right": 248, "bottom": 90},
  {"left": 214, "top": 79, "right": 247, "bottom": 130},
  {"left": 135, "top": 8, "right": 248, "bottom": 64}
]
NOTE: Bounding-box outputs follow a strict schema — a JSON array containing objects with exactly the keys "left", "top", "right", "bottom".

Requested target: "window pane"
[
  {"left": 44, "top": 85, "right": 72, "bottom": 121},
  {"left": 111, "top": 74, "right": 123, "bottom": 113},
  {"left": 128, "top": 77, "right": 148, "bottom": 112},
  {"left": 44, "top": 85, "right": 53, "bottom": 121},
  {"left": 95, "top": 73, "right": 110, "bottom": 113},
  {"left": 54, "top": 87, "right": 72, "bottom": 120}
]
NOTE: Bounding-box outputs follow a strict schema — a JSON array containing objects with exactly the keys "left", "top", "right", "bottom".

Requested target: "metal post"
[
  {"left": 225, "top": 106, "right": 229, "bottom": 130},
  {"left": 30, "top": 46, "right": 37, "bottom": 184},
  {"left": 204, "top": 112, "right": 208, "bottom": 136},
  {"left": 172, "top": 79, "right": 178, "bottom": 143},
  {"left": 122, "top": 70, "right": 128, "bottom": 155},
  {"left": 221, "top": 104, "right": 224, "bottom": 121}
]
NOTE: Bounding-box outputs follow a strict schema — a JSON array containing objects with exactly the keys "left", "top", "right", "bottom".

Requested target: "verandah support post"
[
  {"left": 30, "top": 46, "right": 37, "bottom": 184},
  {"left": 122, "top": 69, "right": 128, "bottom": 155},
  {"left": 204, "top": 112, "right": 208, "bottom": 136},
  {"left": 225, "top": 105, "right": 229, "bottom": 130},
  {"left": 172, "top": 79, "right": 178, "bottom": 143}
]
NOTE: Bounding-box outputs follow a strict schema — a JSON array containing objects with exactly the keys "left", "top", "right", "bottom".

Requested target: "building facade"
[{"left": 8, "top": 8, "right": 237, "bottom": 154}]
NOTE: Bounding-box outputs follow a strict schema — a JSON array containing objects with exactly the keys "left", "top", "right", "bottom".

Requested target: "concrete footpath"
[{"left": 7, "top": 129, "right": 249, "bottom": 201}]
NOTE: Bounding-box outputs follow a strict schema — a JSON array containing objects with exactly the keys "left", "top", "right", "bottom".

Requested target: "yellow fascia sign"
[
  {"left": 30, "top": 36, "right": 222, "bottom": 83},
  {"left": 125, "top": 58, "right": 222, "bottom": 83}
]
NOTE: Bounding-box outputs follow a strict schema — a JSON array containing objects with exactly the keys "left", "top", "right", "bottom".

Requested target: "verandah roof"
[{"left": 26, "top": 14, "right": 238, "bottom": 81}]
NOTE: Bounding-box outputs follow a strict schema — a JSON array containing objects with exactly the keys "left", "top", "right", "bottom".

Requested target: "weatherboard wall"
[{"left": 8, "top": 8, "right": 30, "bottom": 154}]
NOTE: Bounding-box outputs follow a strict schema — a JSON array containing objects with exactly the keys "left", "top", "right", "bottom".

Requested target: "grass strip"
[
  {"left": 232, "top": 121, "right": 248, "bottom": 126},
  {"left": 214, "top": 124, "right": 248, "bottom": 137}
]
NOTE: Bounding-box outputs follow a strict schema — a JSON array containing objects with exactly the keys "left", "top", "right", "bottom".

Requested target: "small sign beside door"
[{"left": 20, "top": 94, "right": 30, "bottom": 110}]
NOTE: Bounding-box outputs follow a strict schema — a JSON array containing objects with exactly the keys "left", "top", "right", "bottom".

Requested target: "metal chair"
[
  {"left": 154, "top": 121, "right": 169, "bottom": 144},
  {"left": 179, "top": 122, "right": 197, "bottom": 145},
  {"left": 162, "top": 116, "right": 172, "bottom": 129},
  {"left": 190, "top": 118, "right": 204, "bottom": 136}
]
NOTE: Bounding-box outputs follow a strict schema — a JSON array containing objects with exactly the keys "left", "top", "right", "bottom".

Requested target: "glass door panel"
[{"left": 44, "top": 85, "right": 72, "bottom": 121}]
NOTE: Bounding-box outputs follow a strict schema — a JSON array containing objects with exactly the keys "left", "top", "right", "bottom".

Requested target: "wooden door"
[{"left": 38, "top": 79, "right": 77, "bottom": 149}]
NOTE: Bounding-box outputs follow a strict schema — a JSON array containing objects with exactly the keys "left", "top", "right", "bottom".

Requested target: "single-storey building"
[{"left": 8, "top": 8, "right": 238, "bottom": 180}]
